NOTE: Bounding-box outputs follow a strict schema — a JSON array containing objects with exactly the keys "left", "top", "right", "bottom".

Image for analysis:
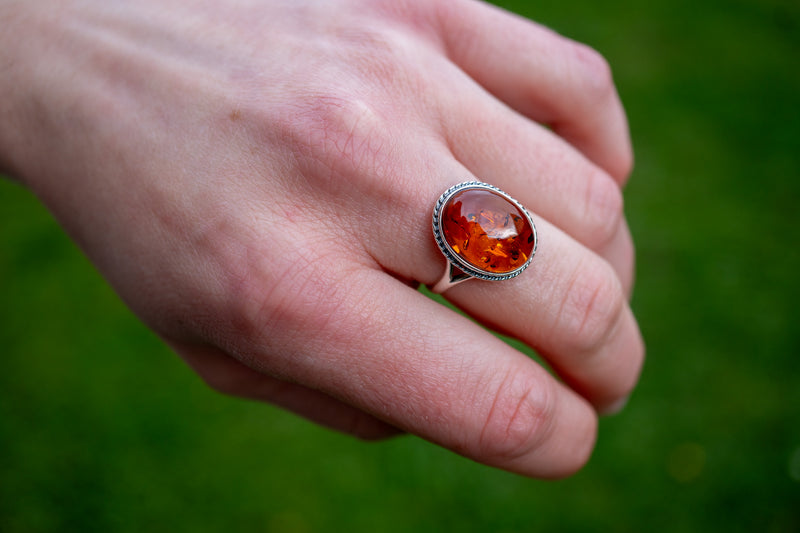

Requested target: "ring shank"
[{"left": 431, "top": 264, "right": 472, "bottom": 294}]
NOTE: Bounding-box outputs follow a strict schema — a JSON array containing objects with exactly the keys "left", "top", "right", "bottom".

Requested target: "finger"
[
  {"left": 431, "top": 0, "right": 633, "bottom": 182},
  {"left": 225, "top": 266, "right": 598, "bottom": 479},
  {"left": 359, "top": 168, "right": 643, "bottom": 410},
  {"left": 435, "top": 74, "right": 634, "bottom": 290},
  {"left": 175, "top": 342, "right": 401, "bottom": 440},
  {"left": 433, "top": 214, "right": 644, "bottom": 411}
]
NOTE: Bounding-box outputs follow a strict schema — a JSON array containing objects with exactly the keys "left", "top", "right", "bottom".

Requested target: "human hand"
[{"left": 0, "top": 0, "right": 643, "bottom": 477}]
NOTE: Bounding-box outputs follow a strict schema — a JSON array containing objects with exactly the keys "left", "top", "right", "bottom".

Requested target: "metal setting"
[{"left": 431, "top": 181, "right": 537, "bottom": 294}]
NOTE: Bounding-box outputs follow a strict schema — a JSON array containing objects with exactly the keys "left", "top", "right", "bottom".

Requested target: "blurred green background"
[{"left": 1, "top": 0, "right": 798, "bottom": 531}]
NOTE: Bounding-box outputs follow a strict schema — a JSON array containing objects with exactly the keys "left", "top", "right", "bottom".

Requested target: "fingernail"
[{"left": 600, "top": 396, "right": 629, "bottom": 416}]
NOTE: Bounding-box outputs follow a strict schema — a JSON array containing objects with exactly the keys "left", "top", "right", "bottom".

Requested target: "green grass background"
[{"left": 1, "top": 0, "right": 798, "bottom": 531}]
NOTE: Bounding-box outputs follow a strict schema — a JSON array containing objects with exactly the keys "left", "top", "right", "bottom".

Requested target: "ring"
[{"left": 431, "top": 181, "right": 538, "bottom": 294}]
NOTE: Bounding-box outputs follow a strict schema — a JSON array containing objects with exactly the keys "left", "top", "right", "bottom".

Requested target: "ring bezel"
[{"left": 431, "top": 181, "right": 538, "bottom": 283}]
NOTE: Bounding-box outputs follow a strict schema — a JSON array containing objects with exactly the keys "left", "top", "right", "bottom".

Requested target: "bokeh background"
[{"left": 1, "top": 0, "right": 798, "bottom": 531}]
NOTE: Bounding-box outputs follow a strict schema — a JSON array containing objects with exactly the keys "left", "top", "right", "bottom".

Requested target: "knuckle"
[
  {"left": 340, "top": 28, "right": 408, "bottom": 84},
  {"left": 571, "top": 42, "right": 616, "bottom": 104},
  {"left": 292, "top": 92, "right": 394, "bottom": 176},
  {"left": 282, "top": 91, "right": 396, "bottom": 190},
  {"left": 226, "top": 244, "right": 366, "bottom": 364},
  {"left": 217, "top": 247, "right": 290, "bottom": 346},
  {"left": 474, "top": 372, "right": 555, "bottom": 463},
  {"left": 558, "top": 260, "right": 626, "bottom": 355},
  {"left": 220, "top": 243, "right": 318, "bottom": 355},
  {"left": 583, "top": 169, "right": 624, "bottom": 250}
]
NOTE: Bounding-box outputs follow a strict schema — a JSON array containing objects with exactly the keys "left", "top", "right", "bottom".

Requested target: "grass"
[{"left": 1, "top": 0, "right": 799, "bottom": 531}]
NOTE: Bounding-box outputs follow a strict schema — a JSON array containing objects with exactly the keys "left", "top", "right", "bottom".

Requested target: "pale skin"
[{"left": 0, "top": 0, "right": 644, "bottom": 478}]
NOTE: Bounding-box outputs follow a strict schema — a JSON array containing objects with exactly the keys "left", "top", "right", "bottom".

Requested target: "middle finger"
[{"left": 438, "top": 63, "right": 635, "bottom": 293}]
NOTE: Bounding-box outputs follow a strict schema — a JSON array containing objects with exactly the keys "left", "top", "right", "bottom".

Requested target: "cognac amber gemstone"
[{"left": 442, "top": 188, "right": 534, "bottom": 274}]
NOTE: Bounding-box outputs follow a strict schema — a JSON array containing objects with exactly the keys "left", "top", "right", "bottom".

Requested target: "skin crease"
[{"left": 0, "top": 0, "right": 644, "bottom": 478}]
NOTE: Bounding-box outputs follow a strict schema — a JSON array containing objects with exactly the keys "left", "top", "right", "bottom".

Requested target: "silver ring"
[{"left": 431, "top": 181, "right": 537, "bottom": 294}]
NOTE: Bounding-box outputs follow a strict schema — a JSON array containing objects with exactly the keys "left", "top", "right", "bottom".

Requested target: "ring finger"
[
  {"left": 359, "top": 149, "right": 643, "bottom": 412},
  {"left": 434, "top": 59, "right": 635, "bottom": 294}
]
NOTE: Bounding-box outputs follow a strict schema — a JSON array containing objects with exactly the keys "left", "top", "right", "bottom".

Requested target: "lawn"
[{"left": 1, "top": 0, "right": 798, "bottom": 531}]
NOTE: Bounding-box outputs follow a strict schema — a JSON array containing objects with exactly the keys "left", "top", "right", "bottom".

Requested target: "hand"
[{"left": 0, "top": 0, "right": 643, "bottom": 477}]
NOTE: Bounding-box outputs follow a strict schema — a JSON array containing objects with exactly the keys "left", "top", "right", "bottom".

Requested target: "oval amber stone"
[{"left": 441, "top": 188, "right": 535, "bottom": 274}]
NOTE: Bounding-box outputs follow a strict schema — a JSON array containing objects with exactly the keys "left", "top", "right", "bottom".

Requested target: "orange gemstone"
[{"left": 441, "top": 188, "right": 534, "bottom": 274}]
